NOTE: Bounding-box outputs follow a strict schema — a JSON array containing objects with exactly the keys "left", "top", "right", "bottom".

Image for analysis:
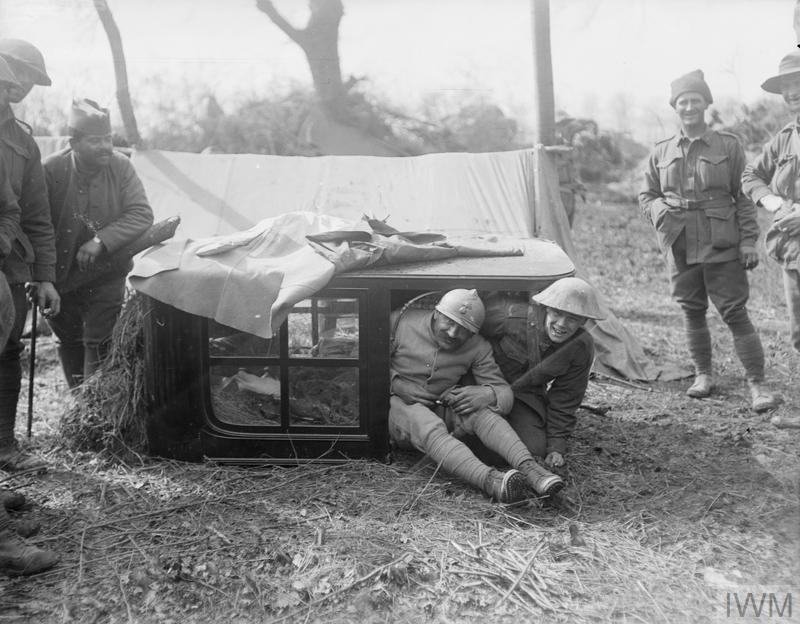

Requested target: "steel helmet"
[
  {"left": 0, "top": 56, "right": 20, "bottom": 89},
  {"left": 532, "top": 277, "right": 605, "bottom": 320},
  {"left": 0, "top": 39, "right": 51, "bottom": 86},
  {"left": 435, "top": 289, "right": 485, "bottom": 334}
]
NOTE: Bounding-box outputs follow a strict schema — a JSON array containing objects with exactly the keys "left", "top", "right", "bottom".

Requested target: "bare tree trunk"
[
  {"left": 256, "top": 0, "right": 347, "bottom": 117},
  {"left": 93, "top": 0, "right": 141, "bottom": 146},
  {"left": 530, "top": 0, "right": 555, "bottom": 146}
]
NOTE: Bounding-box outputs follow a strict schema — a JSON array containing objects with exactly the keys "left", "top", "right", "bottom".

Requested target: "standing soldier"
[
  {"left": 0, "top": 39, "right": 59, "bottom": 472},
  {"left": 43, "top": 99, "right": 153, "bottom": 386},
  {"left": 639, "top": 70, "right": 777, "bottom": 413},
  {"left": 742, "top": 49, "right": 800, "bottom": 355}
]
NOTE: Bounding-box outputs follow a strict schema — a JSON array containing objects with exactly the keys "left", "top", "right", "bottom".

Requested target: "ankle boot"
[
  {"left": 520, "top": 459, "right": 564, "bottom": 496},
  {"left": 483, "top": 469, "right": 529, "bottom": 503},
  {"left": 0, "top": 528, "right": 59, "bottom": 576},
  {"left": 748, "top": 380, "right": 778, "bottom": 413},
  {"left": 0, "top": 489, "right": 25, "bottom": 511}
]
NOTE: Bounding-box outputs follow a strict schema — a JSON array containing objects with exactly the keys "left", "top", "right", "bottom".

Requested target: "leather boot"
[
  {"left": 0, "top": 528, "right": 59, "bottom": 576},
  {"left": 687, "top": 373, "right": 714, "bottom": 398},
  {"left": 520, "top": 458, "right": 564, "bottom": 496},
  {"left": 57, "top": 345, "right": 85, "bottom": 388},
  {"left": 0, "top": 446, "right": 47, "bottom": 472},
  {"left": 0, "top": 489, "right": 25, "bottom": 511},
  {"left": 483, "top": 469, "right": 529, "bottom": 503},
  {"left": 83, "top": 344, "right": 102, "bottom": 381},
  {"left": 748, "top": 381, "right": 779, "bottom": 413}
]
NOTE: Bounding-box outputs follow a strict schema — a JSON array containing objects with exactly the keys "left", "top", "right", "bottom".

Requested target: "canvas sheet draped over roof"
[{"left": 129, "top": 146, "right": 658, "bottom": 380}]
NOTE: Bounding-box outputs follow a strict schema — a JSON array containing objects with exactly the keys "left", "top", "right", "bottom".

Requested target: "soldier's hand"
[
  {"left": 76, "top": 238, "right": 105, "bottom": 272},
  {"left": 444, "top": 385, "right": 494, "bottom": 415},
  {"left": 775, "top": 208, "right": 800, "bottom": 237},
  {"left": 32, "top": 281, "right": 60, "bottom": 318},
  {"left": 391, "top": 378, "right": 438, "bottom": 407},
  {"left": 740, "top": 249, "right": 759, "bottom": 271},
  {"left": 544, "top": 451, "right": 565, "bottom": 468},
  {"left": 760, "top": 194, "right": 784, "bottom": 213}
]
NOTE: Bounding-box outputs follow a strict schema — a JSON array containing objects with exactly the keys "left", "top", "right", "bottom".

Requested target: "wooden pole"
[{"left": 530, "top": 0, "right": 555, "bottom": 146}]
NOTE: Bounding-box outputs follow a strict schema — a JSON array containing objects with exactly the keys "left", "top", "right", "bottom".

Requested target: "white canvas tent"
[{"left": 122, "top": 144, "right": 657, "bottom": 380}]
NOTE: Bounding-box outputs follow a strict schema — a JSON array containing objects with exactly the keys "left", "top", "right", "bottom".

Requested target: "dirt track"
[{"left": 1, "top": 199, "right": 798, "bottom": 623}]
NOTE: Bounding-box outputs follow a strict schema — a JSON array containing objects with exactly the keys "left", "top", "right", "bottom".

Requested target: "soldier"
[
  {"left": 741, "top": 49, "right": 800, "bottom": 355},
  {"left": 0, "top": 279, "right": 58, "bottom": 576},
  {"left": 43, "top": 99, "right": 153, "bottom": 386},
  {"left": 389, "top": 288, "right": 564, "bottom": 504},
  {"left": 0, "top": 39, "right": 58, "bottom": 472},
  {"left": 639, "top": 70, "right": 777, "bottom": 413},
  {"left": 477, "top": 277, "right": 603, "bottom": 468}
]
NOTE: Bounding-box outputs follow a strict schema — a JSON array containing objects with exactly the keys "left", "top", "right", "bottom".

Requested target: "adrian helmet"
[
  {"left": 435, "top": 289, "right": 485, "bottom": 334},
  {"left": 532, "top": 277, "right": 605, "bottom": 320},
  {"left": 0, "top": 39, "right": 51, "bottom": 86}
]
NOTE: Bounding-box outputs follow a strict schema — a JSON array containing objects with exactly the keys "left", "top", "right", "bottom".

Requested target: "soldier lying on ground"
[{"left": 388, "top": 288, "right": 564, "bottom": 504}]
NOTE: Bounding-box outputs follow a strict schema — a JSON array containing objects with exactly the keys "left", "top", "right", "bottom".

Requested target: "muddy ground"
[{"left": 0, "top": 199, "right": 798, "bottom": 623}]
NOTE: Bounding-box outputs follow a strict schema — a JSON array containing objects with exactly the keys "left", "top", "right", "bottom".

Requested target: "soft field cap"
[{"left": 68, "top": 98, "right": 111, "bottom": 135}]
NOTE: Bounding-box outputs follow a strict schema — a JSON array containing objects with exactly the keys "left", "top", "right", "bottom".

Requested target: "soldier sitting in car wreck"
[
  {"left": 476, "top": 277, "right": 604, "bottom": 469},
  {"left": 388, "top": 288, "right": 564, "bottom": 504}
]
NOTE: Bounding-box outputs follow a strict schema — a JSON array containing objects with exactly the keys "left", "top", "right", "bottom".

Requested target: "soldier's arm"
[{"left": 94, "top": 159, "right": 154, "bottom": 254}]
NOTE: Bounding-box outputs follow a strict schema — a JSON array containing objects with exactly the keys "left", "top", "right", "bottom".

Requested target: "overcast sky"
[{"left": 0, "top": 0, "right": 796, "bottom": 143}]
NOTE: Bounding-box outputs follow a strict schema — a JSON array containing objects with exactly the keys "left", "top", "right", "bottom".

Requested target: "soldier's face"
[
  {"left": 431, "top": 311, "right": 472, "bottom": 351},
  {"left": 674, "top": 92, "right": 708, "bottom": 127},
  {"left": 780, "top": 75, "right": 800, "bottom": 115},
  {"left": 5, "top": 63, "right": 36, "bottom": 103},
  {"left": 71, "top": 134, "right": 114, "bottom": 169},
  {"left": 544, "top": 308, "right": 586, "bottom": 344}
]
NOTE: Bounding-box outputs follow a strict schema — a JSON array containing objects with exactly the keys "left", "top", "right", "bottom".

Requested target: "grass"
[{"left": 1, "top": 198, "right": 798, "bottom": 623}]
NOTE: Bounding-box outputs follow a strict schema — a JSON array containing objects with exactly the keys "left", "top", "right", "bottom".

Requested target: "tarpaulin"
[
  {"left": 129, "top": 146, "right": 658, "bottom": 380},
  {"left": 129, "top": 212, "right": 523, "bottom": 337}
]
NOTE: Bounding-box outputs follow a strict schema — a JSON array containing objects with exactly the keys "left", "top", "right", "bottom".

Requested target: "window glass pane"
[
  {"left": 210, "top": 364, "right": 281, "bottom": 426},
  {"left": 208, "top": 322, "right": 278, "bottom": 357},
  {"left": 288, "top": 297, "right": 359, "bottom": 358},
  {"left": 289, "top": 367, "right": 359, "bottom": 427}
]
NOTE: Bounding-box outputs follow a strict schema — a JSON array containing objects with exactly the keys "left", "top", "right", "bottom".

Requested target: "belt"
[{"left": 664, "top": 197, "right": 733, "bottom": 210}]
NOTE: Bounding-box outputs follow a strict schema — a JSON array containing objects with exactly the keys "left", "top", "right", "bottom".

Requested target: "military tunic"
[
  {"left": 742, "top": 119, "right": 800, "bottom": 351},
  {"left": 481, "top": 292, "right": 594, "bottom": 456}
]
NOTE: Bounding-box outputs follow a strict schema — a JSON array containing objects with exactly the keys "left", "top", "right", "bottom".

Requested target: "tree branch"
[
  {"left": 255, "top": 0, "right": 307, "bottom": 47},
  {"left": 93, "top": 0, "right": 141, "bottom": 145}
]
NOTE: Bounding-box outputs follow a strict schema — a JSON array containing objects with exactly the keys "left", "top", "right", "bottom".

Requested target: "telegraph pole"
[{"left": 530, "top": 0, "right": 555, "bottom": 145}]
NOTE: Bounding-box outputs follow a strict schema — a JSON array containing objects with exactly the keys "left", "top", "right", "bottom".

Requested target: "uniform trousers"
[
  {"left": 784, "top": 268, "right": 800, "bottom": 352},
  {"left": 0, "top": 283, "right": 27, "bottom": 452},
  {"left": 47, "top": 276, "right": 126, "bottom": 387},
  {"left": 669, "top": 241, "right": 764, "bottom": 381},
  {"left": 388, "top": 395, "right": 532, "bottom": 490}
]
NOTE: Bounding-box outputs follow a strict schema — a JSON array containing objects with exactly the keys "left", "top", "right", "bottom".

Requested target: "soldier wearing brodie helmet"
[
  {"left": 478, "top": 277, "right": 603, "bottom": 470},
  {"left": 389, "top": 289, "right": 564, "bottom": 505},
  {"left": 0, "top": 39, "right": 58, "bottom": 473},
  {"left": 0, "top": 39, "right": 52, "bottom": 105}
]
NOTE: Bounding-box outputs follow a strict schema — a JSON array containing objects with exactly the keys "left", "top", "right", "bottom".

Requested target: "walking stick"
[{"left": 26, "top": 300, "right": 37, "bottom": 439}]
